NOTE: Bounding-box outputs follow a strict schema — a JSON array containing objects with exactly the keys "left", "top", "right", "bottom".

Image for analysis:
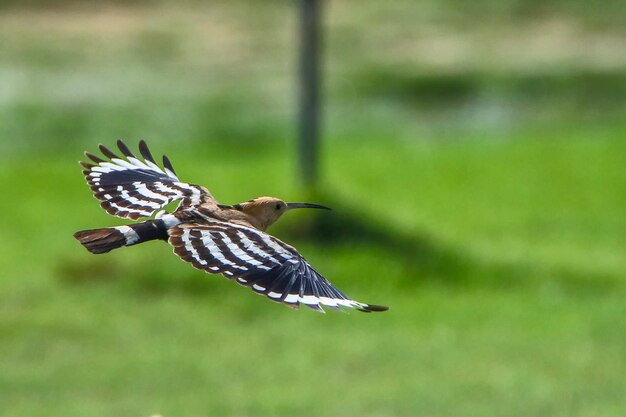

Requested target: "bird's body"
[{"left": 74, "top": 140, "right": 388, "bottom": 313}]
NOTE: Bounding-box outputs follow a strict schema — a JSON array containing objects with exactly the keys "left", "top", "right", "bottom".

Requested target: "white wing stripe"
[
  {"left": 219, "top": 233, "right": 271, "bottom": 270},
  {"left": 110, "top": 158, "right": 139, "bottom": 170},
  {"left": 173, "top": 183, "right": 202, "bottom": 204},
  {"left": 173, "top": 182, "right": 200, "bottom": 193},
  {"left": 132, "top": 182, "right": 170, "bottom": 203},
  {"left": 284, "top": 294, "right": 299, "bottom": 303},
  {"left": 257, "top": 235, "right": 292, "bottom": 259},
  {"left": 126, "top": 157, "right": 151, "bottom": 170},
  {"left": 119, "top": 189, "right": 162, "bottom": 209},
  {"left": 182, "top": 230, "right": 207, "bottom": 266},
  {"left": 299, "top": 295, "right": 319, "bottom": 305},
  {"left": 144, "top": 159, "right": 165, "bottom": 174},
  {"left": 98, "top": 162, "right": 126, "bottom": 171},
  {"left": 318, "top": 297, "right": 339, "bottom": 307},
  {"left": 235, "top": 231, "right": 282, "bottom": 264},
  {"left": 164, "top": 168, "right": 178, "bottom": 180},
  {"left": 225, "top": 223, "right": 293, "bottom": 260},
  {"left": 336, "top": 299, "right": 357, "bottom": 307},
  {"left": 106, "top": 200, "right": 151, "bottom": 216},
  {"left": 153, "top": 182, "right": 185, "bottom": 197},
  {"left": 91, "top": 166, "right": 115, "bottom": 173},
  {"left": 199, "top": 231, "right": 248, "bottom": 271}
]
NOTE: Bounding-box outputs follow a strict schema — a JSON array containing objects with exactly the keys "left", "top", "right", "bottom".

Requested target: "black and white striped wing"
[
  {"left": 168, "top": 221, "right": 387, "bottom": 313},
  {"left": 81, "top": 140, "right": 213, "bottom": 220}
]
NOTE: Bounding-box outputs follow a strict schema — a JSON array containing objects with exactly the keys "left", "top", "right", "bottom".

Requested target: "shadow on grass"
[
  {"left": 56, "top": 192, "right": 622, "bottom": 297},
  {"left": 55, "top": 253, "right": 223, "bottom": 297},
  {"left": 278, "top": 192, "right": 622, "bottom": 296}
]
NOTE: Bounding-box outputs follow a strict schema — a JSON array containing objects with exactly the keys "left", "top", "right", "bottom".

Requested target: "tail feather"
[
  {"left": 74, "top": 219, "right": 170, "bottom": 254},
  {"left": 73, "top": 228, "right": 127, "bottom": 254}
]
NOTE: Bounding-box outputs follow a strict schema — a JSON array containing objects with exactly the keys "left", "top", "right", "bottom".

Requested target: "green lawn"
[
  {"left": 1, "top": 131, "right": 625, "bottom": 417},
  {"left": 1, "top": 1, "right": 625, "bottom": 416}
]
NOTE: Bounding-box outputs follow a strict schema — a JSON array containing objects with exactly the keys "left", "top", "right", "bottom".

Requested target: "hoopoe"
[{"left": 74, "top": 140, "right": 388, "bottom": 313}]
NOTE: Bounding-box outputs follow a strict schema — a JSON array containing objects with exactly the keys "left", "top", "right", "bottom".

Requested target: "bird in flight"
[{"left": 74, "top": 140, "right": 388, "bottom": 313}]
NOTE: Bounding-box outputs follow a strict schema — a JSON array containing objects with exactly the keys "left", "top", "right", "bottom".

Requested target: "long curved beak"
[{"left": 286, "top": 202, "right": 331, "bottom": 210}]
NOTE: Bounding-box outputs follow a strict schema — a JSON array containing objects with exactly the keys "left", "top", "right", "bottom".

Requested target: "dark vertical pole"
[{"left": 298, "top": 0, "right": 321, "bottom": 189}]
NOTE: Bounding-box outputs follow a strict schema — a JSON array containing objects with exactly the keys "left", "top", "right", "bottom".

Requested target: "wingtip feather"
[
  {"left": 116, "top": 139, "right": 135, "bottom": 158},
  {"left": 85, "top": 151, "right": 105, "bottom": 163},
  {"left": 361, "top": 304, "right": 389, "bottom": 312},
  {"left": 138, "top": 139, "right": 156, "bottom": 163},
  {"left": 162, "top": 155, "right": 177, "bottom": 176},
  {"left": 98, "top": 143, "right": 118, "bottom": 159}
]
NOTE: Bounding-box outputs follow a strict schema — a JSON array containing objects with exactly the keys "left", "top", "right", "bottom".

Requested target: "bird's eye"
[{"left": 275, "top": 204, "right": 282, "bottom": 210}]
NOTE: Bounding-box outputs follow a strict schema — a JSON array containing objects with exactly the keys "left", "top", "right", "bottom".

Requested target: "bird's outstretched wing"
[
  {"left": 81, "top": 140, "right": 213, "bottom": 220},
  {"left": 168, "top": 221, "right": 388, "bottom": 313}
]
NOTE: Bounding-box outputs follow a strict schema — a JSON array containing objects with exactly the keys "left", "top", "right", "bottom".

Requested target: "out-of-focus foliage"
[{"left": 0, "top": 1, "right": 625, "bottom": 416}]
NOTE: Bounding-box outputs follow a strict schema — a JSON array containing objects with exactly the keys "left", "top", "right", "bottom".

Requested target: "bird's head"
[{"left": 239, "top": 196, "right": 330, "bottom": 230}]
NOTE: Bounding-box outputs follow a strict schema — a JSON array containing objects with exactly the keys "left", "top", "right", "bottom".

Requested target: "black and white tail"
[{"left": 74, "top": 219, "right": 170, "bottom": 254}]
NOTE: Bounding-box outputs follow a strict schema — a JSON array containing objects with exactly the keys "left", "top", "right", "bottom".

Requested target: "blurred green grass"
[
  {"left": 2, "top": 134, "right": 626, "bottom": 417},
  {"left": 1, "top": 1, "right": 625, "bottom": 416}
]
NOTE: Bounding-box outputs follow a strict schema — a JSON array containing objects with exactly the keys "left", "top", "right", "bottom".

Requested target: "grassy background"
[{"left": 1, "top": 1, "right": 625, "bottom": 416}]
